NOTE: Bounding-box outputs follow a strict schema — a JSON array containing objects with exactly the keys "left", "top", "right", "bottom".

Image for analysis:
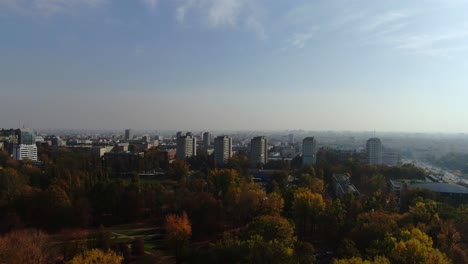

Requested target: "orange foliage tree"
[{"left": 165, "top": 211, "right": 192, "bottom": 263}]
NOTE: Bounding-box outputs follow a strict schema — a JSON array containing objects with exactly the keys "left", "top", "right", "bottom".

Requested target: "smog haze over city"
[
  {"left": 1, "top": 0, "right": 468, "bottom": 132},
  {"left": 3, "top": 2, "right": 468, "bottom": 264}
]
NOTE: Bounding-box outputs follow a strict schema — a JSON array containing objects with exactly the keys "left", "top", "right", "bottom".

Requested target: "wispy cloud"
[
  {"left": 175, "top": 0, "right": 266, "bottom": 39},
  {"left": 287, "top": 27, "right": 319, "bottom": 49},
  {"left": 0, "top": 0, "right": 107, "bottom": 16},
  {"left": 395, "top": 29, "right": 468, "bottom": 56},
  {"left": 360, "top": 11, "right": 409, "bottom": 32},
  {"left": 141, "top": 0, "right": 158, "bottom": 10}
]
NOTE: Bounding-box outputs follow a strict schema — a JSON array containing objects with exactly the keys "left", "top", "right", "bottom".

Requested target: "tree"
[
  {"left": 209, "top": 169, "right": 239, "bottom": 199},
  {"left": 333, "top": 256, "right": 390, "bottom": 264},
  {"left": 168, "top": 159, "right": 190, "bottom": 180},
  {"left": 243, "top": 215, "right": 295, "bottom": 246},
  {"left": 68, "top": 249, "right": 123, "bottom": 264},
  {"left": 0, "top": 229, "right": 51, "bottom": 264},
  {"left": 390, "top": 228, "right": 451, "bottom": 264},
  {"left": 292, "top": 188, "right": 326, "bottom": 240},
  {"left": 228, "top": 180, "right": 268, "bottom": 225},
  {"left": 349, "top": 211, "right": 401, "bottom": 252},
  {"left": 261, "top": 192, "right": 285, "bottom": 217},
  {"left": 132, "top": 238, "right": 145, "bottom": 256},
  {"left": 93, "top": 226, "right": 112, "bottom": 250},
  {"left": 0, "top": 168, "right": 27, "bottom": 203},
  {"left": 293, "top": 241, "right": 316, "bottom": 264},
  {"left": 336, "top": 239, "right": 361, "bottom": 259},
  {"left": 165, "top": 212, "right": 192, "bottom": 263}
]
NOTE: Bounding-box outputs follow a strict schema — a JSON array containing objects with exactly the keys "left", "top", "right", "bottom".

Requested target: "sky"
[{"left": 1, "top": 0, "right": 468, "bottom": 132}]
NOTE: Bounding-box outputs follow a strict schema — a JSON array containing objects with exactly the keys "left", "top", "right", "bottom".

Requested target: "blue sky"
[{"left": 1, "top": 0, "right": 468, "bottom": 132}]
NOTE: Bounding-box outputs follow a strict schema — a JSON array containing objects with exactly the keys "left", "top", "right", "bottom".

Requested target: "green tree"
[{"left": 243, "top": 215, "right": 295, "bottom": 246}]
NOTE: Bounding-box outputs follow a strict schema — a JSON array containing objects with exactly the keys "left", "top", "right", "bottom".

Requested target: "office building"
[
  {"left": 17, "top": 129, "right": 35, "bottom": 145},
  {"left": 203, "top": 132, "right": 212, "bottom": 149},
  {"left": 366, "top": 138, "right": 383, "bottom": 165},
  {"left": 13, "top": 144, "right": 38, "bottom": 161},
  {"left": 214, "top": 135, "right": 232, "bottom": 165},
  {"left": 383, "top": 150, "right": 400, "bottom": 166},
  {"left": 302, "top": 137, "right": 318, "bottom": 165},
  {"left": 125, "top": 129, "right": 133, "bottom": 140},
  {"left": 332, "top": 174, "right": 360, "bottom": 198},
  {"left": 250, "top": 136, "right": 268, "bottom": 167},
  {"left": 288, "top": 134, "right": 295, "bottom": 144},
  {"left": 176, "top": 135, "right": 197, "bottom": 159}
]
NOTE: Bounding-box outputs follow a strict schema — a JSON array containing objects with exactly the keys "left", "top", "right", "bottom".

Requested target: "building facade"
[
  {"left": 250, "top": 136, "right": 268, "bottom": 167},
  {"left": 302, "top": 137, "right": 318, "bottom": 165},
  {"left": 214, "top": 135, "right": 232, "bottom": 165},
  {"left": 13, "top": 144, "right": 38, "bottom": 161},
  {"left": 366, "top": 138, "right": 383, "bottom": 165},
  {"left": 203, "top": 132, "right": 212, "bottom": 149},
  {"left": 176, "top": 135, "right": 197, "bottom": 159},
  {"left": 125, "top": 129, "right": 133, "bottom": 140}
]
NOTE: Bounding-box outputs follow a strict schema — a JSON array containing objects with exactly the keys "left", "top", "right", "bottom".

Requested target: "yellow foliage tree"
[
  {"left": 333, "top": 256, "right": 390, "bottom": 264},
  {"left": 292, "top": 188, "right": 325, "bottom": 239},
  {"left": 67, "top": 249, "right": 123, "bottom": 264},
  {"left": 391, "top": 228, "right": 451, "bottom": 264}
]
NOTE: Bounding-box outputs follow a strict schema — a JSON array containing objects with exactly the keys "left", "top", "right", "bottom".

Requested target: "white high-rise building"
[
  {"left": 214, "top": 135, "right": 232, "bottom": 165},
  {"left": 13, "top": 144, "right": 38, "bottom": 161},
  {"left": 366, "top": 138, "right": 383, "bottom": 165},
  {"left": 250, "top": 136, "right": 268, "bottom": 167},
  {"left": 176, "top": 135, "right": 197, "bottom": 159},
  {"left": 302, "top": 137, "right": 318, "bottom": 165}
]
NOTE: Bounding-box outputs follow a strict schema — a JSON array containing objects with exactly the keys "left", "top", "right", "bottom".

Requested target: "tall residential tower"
[
  {"left": 214, "top": 135, "right": 232, "bottom": 165},
  {"left": 176, "top": 135, "right": 197, "bottom": 159},
  {"left": 250, "top": 136, "right": 268, "bottom": 167},
  {"left": 302, "top": 137, "right": 318, "bottom": 165},
  {"left": 366, "top": 138, "right": 383, "bottom": 165}
]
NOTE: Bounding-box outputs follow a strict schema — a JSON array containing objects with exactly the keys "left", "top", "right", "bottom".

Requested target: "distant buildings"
[
  {"left": 13, "top": 144, "right": 38, "bottom": 161},
  {"left": 366, "top": 138, "right": 383, "bottom": 165},
  {"left": 288, "top": 134, "right": 295, "bottom": 145},
  {"left": 403, "top": 182, "right": 468, "bottom": 206},
  {"left": 176, "top": 134, "right": 197, "bottom": 159},
  {"left": 302, "top": 137, "right": 318, "bottom": 165},
  {"left": 332, "top": 174, "right": 360, "bottom": 198},
  {"left": 383, "top": 149, "right": 400, "bottom": 166},
  {"left": 125, "top": 129, "right": 133, "bottom": 140},
  {"left": 203, "top": 132, "right": 212, "bottom": 149},
  {"left": 1, "top": 129, "right": 39, "bottom": 161},
  {"left": 214, "top": 135, "right": 232, "bottom": 165},
  {"left": 250, "top": 136, "right": 268, "bottom": 167}
]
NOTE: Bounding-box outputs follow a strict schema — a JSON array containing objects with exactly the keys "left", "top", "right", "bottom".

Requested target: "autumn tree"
[
  {"left": 208, "top": 169, "right": 239, "bottom": 200},
  {"left": 165, "top": 212, "right": 192, "bottom": 263},
  {"left": 68, "top": 249, "right": 123, "bottom": 264},
  {"left": 332, "top": 256, "right": 390, "bottom": 264},
  {"left": 292, "top": 188, "right": 326, "bottom": 240},
  {"left": 168, "top": 159, "right": 190, "bottom": 180},
  {"left": 242, "top": 215, "right": 295, "bottom": 246},
  {"left": 0, "top": 229, "right": 51, "bottom": 264},
  {"left": 390, "top": 228, "right": 451, "bottom": 264},
  {"left": 0, "top": 168, "right": 27, "bottom": 203}
]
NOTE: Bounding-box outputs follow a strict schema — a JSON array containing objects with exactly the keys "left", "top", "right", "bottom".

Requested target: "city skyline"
[{"left": 1, "top": 1, "right": 468, "bottom": 132}]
